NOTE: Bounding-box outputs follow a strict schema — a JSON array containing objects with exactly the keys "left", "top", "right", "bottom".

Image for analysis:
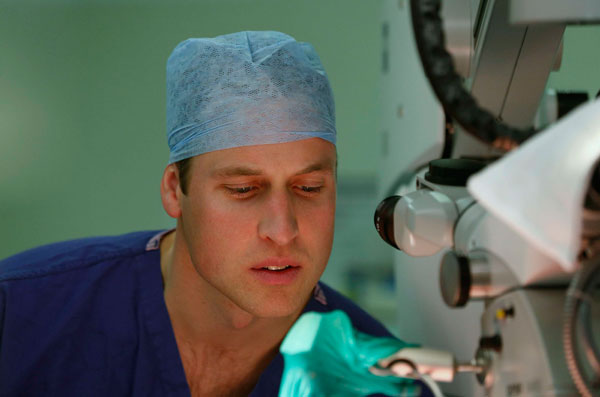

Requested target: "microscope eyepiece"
[{"left": 374, "top": 195, "right": 402, "bottom": 250}]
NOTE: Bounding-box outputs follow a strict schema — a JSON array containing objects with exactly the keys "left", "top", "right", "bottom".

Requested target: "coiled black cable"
[{"left": 409, "top": 0, "right": 535, "bottom": 150}]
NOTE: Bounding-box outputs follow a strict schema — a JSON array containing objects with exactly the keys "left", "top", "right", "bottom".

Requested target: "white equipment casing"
[
  {"left": 479, "top": 289, "right": 579, "bottom": 396},
  {"left": 379, "top": 0, "right": 600, "bottom": 395},
  {"left": 380, "top": 3, "right": 485, "bottom": 395}
]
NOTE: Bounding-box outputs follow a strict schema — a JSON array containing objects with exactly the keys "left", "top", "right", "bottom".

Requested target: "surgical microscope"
[{"left": 371, "top": 1, "right": 600, "bottom": 396}]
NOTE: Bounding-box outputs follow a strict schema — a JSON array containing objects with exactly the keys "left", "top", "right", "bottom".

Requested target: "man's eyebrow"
[
  {"left": 210, "top": 161, "right": 334, "bottom": 178},
  {"left": 211, "top": 166, "right": 263, "bottom": 178},
  {"left": 294, "top": 162, "right": 334, "bottom": 176}
]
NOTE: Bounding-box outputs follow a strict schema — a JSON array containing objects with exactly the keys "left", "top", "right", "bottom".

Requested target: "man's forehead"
[{"left": 193, "top": 139, "right": 337, "bottom": 177}]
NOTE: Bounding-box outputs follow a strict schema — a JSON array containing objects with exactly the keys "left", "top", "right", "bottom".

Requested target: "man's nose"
[{"left": 258, "top": 190, "right": 299, "bottom": 246}]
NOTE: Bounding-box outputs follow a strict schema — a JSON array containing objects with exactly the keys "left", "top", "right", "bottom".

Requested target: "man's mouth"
[
  {"left": 251, "top": 259, "right": 300, "bottom": 285},
  {"left": 263, "top": 265, "right": 293, "bottom": 271},
  {"left": 252, "top": 258, "right": 299, "bottom": 270}
]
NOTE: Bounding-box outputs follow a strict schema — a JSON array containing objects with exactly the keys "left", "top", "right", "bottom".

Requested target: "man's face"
[{"left": 177, "top": 138, "right": 337, "bottom": 318}]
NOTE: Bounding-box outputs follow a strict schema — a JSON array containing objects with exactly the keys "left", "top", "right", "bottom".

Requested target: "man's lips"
[
  {"left": 251, "top": 258, "right": 300, "bottom": 271},
  {"left": 250, "top": 258, "right": 301, "bottom": 285}
]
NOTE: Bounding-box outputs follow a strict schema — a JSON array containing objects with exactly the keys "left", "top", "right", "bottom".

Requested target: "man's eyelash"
[
  {"left": 226, "top": 186, "right": 256, "bottom": 195},
  {"left": 225, "top": 185, "right": 323, "bottom": 197},
  {"left": 299, "top": 186, "right": 322, "bottom": 193}
]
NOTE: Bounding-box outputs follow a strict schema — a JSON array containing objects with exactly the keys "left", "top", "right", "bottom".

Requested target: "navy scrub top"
[{"left": 0, "top": 230, "right": 403, "bottom": 396}]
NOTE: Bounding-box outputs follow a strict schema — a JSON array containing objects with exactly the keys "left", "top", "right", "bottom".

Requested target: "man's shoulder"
[
  {"left": 0, "top": 230, "right": 165, "bottom": 282},
  {"left": 309, "top": 282, "right": 392, "bottom": 338}
]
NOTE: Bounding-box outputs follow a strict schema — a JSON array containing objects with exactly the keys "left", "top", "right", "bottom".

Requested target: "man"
[{"left": 0, "top": 31, "right": 393, "bottom": 396}]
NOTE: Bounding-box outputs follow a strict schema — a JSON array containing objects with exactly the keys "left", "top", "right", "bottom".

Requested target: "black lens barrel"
[{"left": 374, "top": 196, "right": 401, "bottom": 250}]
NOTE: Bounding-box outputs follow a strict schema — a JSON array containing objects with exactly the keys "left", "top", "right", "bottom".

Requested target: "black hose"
[
  {"left": 563, "top": 257, "right": 600, "bottom": 397},
  {"left": 409, "top": 0, "right": 535, "bottom": 150}
]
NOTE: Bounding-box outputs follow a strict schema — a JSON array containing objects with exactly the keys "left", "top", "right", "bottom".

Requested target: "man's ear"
[{"left": 161, "top": 164, "right": 182, "bottom": 219}]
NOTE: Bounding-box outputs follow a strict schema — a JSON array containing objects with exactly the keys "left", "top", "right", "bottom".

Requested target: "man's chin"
[
  {"left": 237, "top": 290, "right": 310, "bottom": 320},
  {"left": 244, "top": 301, "right": 304, "bottom": 320}
]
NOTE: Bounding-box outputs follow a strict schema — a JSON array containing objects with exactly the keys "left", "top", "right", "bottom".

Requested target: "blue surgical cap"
[{"left": 166, "top": 31, "right": 336, "bottom": 164}]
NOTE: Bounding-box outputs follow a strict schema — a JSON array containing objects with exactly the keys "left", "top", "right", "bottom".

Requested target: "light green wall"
[
  {"left": 548, "top": 25, "right": 600, "bottom": 98},
  {"left": 0, "top": 1, "right": 382, "bottom": 258}
]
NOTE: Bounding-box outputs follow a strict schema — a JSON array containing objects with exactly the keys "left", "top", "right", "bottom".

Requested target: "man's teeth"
[{"left": 263, "top": 265, "right": 291, "bottom": 271}]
